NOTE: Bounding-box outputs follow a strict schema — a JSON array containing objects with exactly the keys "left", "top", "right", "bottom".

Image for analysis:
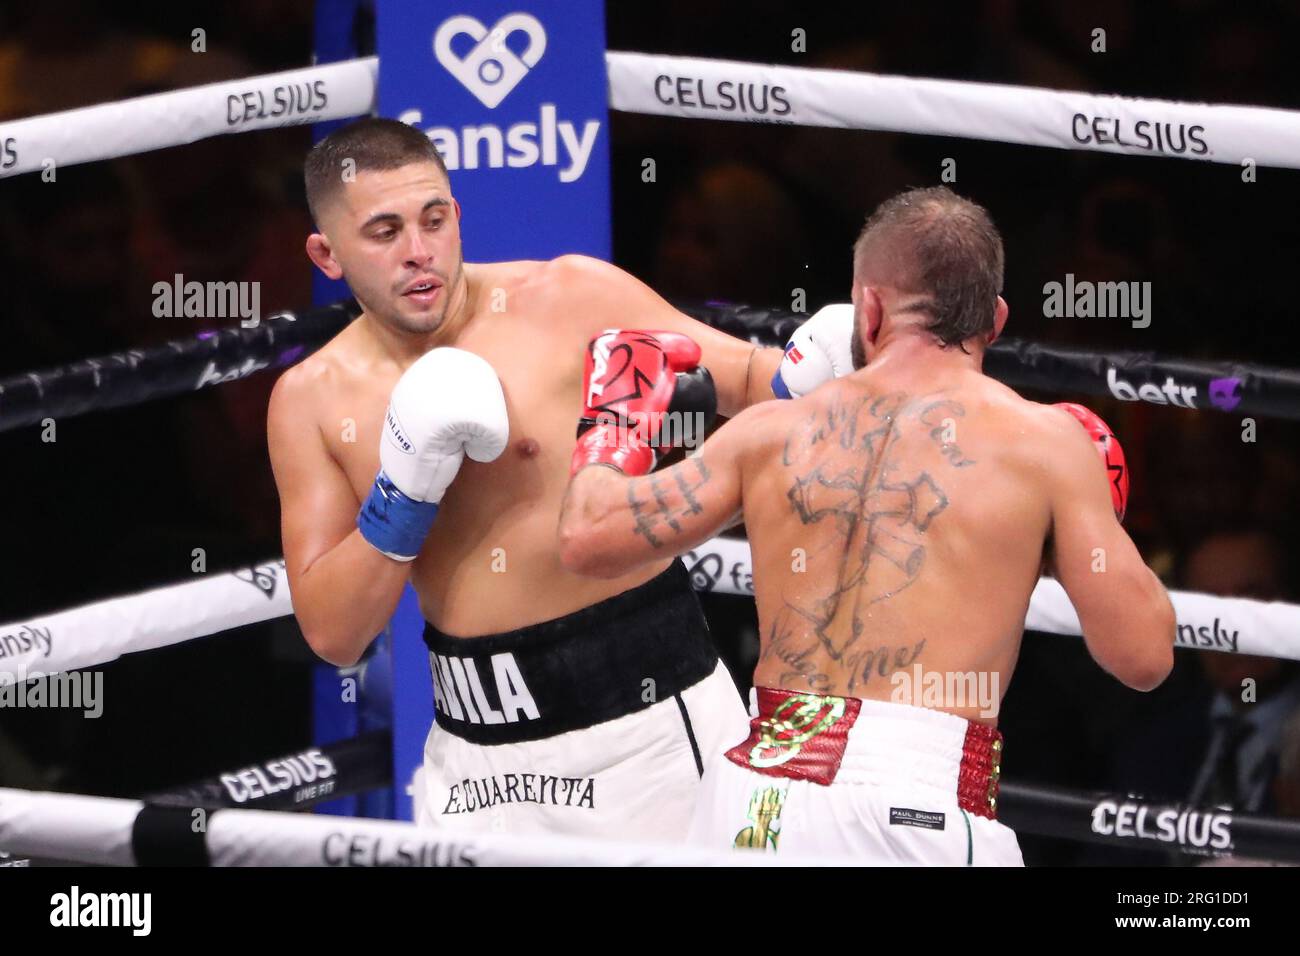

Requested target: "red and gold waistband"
[{"left": 724, "top": 687, "right": 1003, "bottom": 819}]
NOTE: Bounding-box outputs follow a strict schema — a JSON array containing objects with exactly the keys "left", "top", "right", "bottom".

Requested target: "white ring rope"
[
  {"left": 0, "top": 57, "right": 378, "bottom": 178},
  {"left": 0, "top": 787, "right": 864, "bottom": 867},
  {"left": 681, "top": 538, "right": 1300, "bottom": 661},
  {"left": 607, "top": 52, "right": 1300, "bottom": 169},
  {"left": 0, "top": 560, "right": 291, "bottom": 683},
  {"left": 4, "top": 51, "right": 1300, "bottom": 177},
  {"left": 2, "top": 540, "right": 1296, "bottom": 685}
]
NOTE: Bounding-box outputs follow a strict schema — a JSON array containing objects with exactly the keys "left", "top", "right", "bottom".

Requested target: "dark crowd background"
[{"left": 1, "top": 1, "right": 1299, "bottom": 866}]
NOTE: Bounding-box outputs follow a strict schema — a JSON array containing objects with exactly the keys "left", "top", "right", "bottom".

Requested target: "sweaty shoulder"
[
  {"left": 267, "top": 328, "right": 360, "bottom": 428},
  {"left": 723, "top": 398, "right": 796, "bottom": 461},
  {"left": 269, "top": 350, "right": 326, "bottom": 418},
  {"left": 530, "top": 254, "right": 663, "bottom": 334},
  {"left": 545, "top": 253, "right": 625, "bottom": 287},
  {"left": 486, "top": 254, "right": 606, "bottom": 296},
  {"left": 985, "top": 385, "right": 1097, "bottom": 479},
  {"left": 473, "top": 256, "right": 601, "bottom": 325}
]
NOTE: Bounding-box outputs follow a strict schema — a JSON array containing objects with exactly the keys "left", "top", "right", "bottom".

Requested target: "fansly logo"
[
  {"left": 399, "top": 13, "right": 600, "bottom": 183},
  {"left": 434, "top": 13, "right": 545, "bottom": 108}
]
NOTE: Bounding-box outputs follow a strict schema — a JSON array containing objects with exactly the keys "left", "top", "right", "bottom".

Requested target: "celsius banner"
[{"left": 374, "top": 0, "right": 611, "bottom": 820}]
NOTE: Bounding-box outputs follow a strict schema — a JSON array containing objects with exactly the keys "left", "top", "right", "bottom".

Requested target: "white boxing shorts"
[
  {"left": 688, "top": 688, "right": 1024, "bottom": 865},
  {"left": 410, "top": 560, "right": 749, "bottom": 843}
]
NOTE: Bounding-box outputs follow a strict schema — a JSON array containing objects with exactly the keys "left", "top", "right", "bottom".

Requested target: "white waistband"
[{"left": 817, "top": 698, "right": 982, "bottom": 792}]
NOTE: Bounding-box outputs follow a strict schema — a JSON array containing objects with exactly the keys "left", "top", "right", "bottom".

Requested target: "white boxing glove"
[
  {"left": 358, "top": 348, "right": 509, "bottom": 560},
  {"left": 770, "top": 303, "right": 855, "bottom": 399}
]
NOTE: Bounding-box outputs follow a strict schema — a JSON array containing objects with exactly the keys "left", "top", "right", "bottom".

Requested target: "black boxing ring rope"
[
  {"left": 3, "top": 300, "right": 1298, "bottom": 432},
  {"left": 141, "top": 730, "right": 392, "bottom": 815},
  {"left": 681, "top": 303, "right": 1300, "bottom": 421},
  {"left": 0, "top": 300, "right": 359, "bottom": 432}
]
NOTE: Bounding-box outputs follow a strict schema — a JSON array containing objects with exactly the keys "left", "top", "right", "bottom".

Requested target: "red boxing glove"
[
  {"left": 572, "top": 329, "right": 715, "bottom": 476},
  {"left": 1055, "top": 402, "right": 1129, "bottom": 521}
]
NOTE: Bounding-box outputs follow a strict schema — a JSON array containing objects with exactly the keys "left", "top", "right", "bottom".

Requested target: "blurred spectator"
[
  {"left": 1106, "top": 531, "right": 1298, "bottom": 813},
  {"left": 651, "top": 161, "right": 810, "bottom": 305},
  {"left": 0, "top": 3, "right": 252, "bottom": 121},
  {"left": 1276, "top": 709, "right": 1300, "bottom": 816},
  {"left": 1145, "top": 416, "right": 1257, "bottom": 556},
  {"left": 1183, "top": 532, "right": 1300, "bottom": 814},
  {"left": 2, "top": 163, "right": 141, "bottom": 370},
  {"left": 1080, "top": 529, "right": 1297, "bottom": 864},
  {"left": 124, "top": 133, "right": 314, "bottom": 544}
]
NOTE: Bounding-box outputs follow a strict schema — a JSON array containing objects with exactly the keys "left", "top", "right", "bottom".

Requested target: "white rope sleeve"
[
  {"left": 0, "top": 788, "right": 862, "bottom": 867},
  {"left": 0, "top": 561, "right": 291, "bottom": 683},
  {"left": 3, "top": 538, "right": 1298, "bottom": 684},
  {"left": 681, "top": 537, "right": 1300, "bottom": 661},
  {"left": 6, "top": 51, "right": 1300, "bottom": 175},
  {"left": 0, "top": 57, "right": 377, "bottom": 177},
  {"left": 606, "top": 52, "right": 1300, "bottom": 169},
  {"left": 0, "top": 788, "right": 138, "bottom": 866}
]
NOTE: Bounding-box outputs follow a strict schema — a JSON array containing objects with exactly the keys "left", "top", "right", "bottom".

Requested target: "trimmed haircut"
[
  {"left": 853, "top": 186, "right": 1004, "bottom": 349},
  {"left": 304, "top": 116, "right": 448, "bottom": 227}
]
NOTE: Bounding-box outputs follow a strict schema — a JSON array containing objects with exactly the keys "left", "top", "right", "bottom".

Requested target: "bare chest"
[{"left": 323, "top": 321, "right": 587, "bottom": 505}]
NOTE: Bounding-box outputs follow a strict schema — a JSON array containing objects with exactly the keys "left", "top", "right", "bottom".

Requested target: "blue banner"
[
  {"left": 372, "top": 0, "right": 611, "bottom": 821},
  {"left": 377, "top": 0, "right": 611, "bottom": 259}
]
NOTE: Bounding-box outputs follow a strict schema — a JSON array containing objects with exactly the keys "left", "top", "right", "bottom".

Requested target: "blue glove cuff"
[
  {"left": 770, "top": 368, "right": 793, "bottom": 400},
  {"left": 357, "top": 471, "right": 439, "bottom": 561}
]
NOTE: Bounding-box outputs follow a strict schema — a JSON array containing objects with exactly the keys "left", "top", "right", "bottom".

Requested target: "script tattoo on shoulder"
[
  {"left": 919, "top": 399, "right": 977, "bottom": 468},
  {"left": 627, "top": 458, "right": 711, "bottom": 549},
  {"left": 773, "top": 392, "right": 972, "bottom": 674}
]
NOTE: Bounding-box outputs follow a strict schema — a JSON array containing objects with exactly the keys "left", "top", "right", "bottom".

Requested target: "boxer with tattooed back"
[
  {"left": 559, "top": 186, "right": 1174, "bottom": 863},
  {"left": 268, "top": 117, "right": 824, "bottom": 842}
]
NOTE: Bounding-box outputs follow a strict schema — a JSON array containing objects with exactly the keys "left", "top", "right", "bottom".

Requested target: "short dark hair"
[
  {"left": 303, "top": 117, "right": 448, "bottom": 226},
  {"left": 853, "top": 186, "right": 1004, "bottom": 349}
]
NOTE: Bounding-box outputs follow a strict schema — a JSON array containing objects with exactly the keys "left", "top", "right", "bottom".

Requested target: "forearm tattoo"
[{"left": 626, "top": 458, "right": 711, "bottom": 548}]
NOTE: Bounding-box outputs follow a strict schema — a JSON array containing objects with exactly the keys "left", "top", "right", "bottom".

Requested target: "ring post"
[{"left": 373, "top": 0, "right": 612, "bottom": 820}]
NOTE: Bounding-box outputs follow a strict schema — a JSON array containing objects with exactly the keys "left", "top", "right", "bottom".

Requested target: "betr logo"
[
  {"left": 1208, "top": 377, "right": 1243, "bottom": 412},
  {"left": 1106, "top": 368, "right": 1198, "bottom": 408}
]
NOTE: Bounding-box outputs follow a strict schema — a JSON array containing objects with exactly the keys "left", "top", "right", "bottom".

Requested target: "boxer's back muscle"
[{"left": 743, "top": 371, "right": 1054, "bottom": 723}]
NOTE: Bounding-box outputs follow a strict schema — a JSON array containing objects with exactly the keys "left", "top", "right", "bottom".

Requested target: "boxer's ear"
[
  {"left": 306, "top": 233, "right": 343, "bottom": 280},
  {"left": 863, "top": 286, "right": 885, "bottom": 344},
  {"left": 988, "top": 295, "right": 1009, "bottom": 345}
]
